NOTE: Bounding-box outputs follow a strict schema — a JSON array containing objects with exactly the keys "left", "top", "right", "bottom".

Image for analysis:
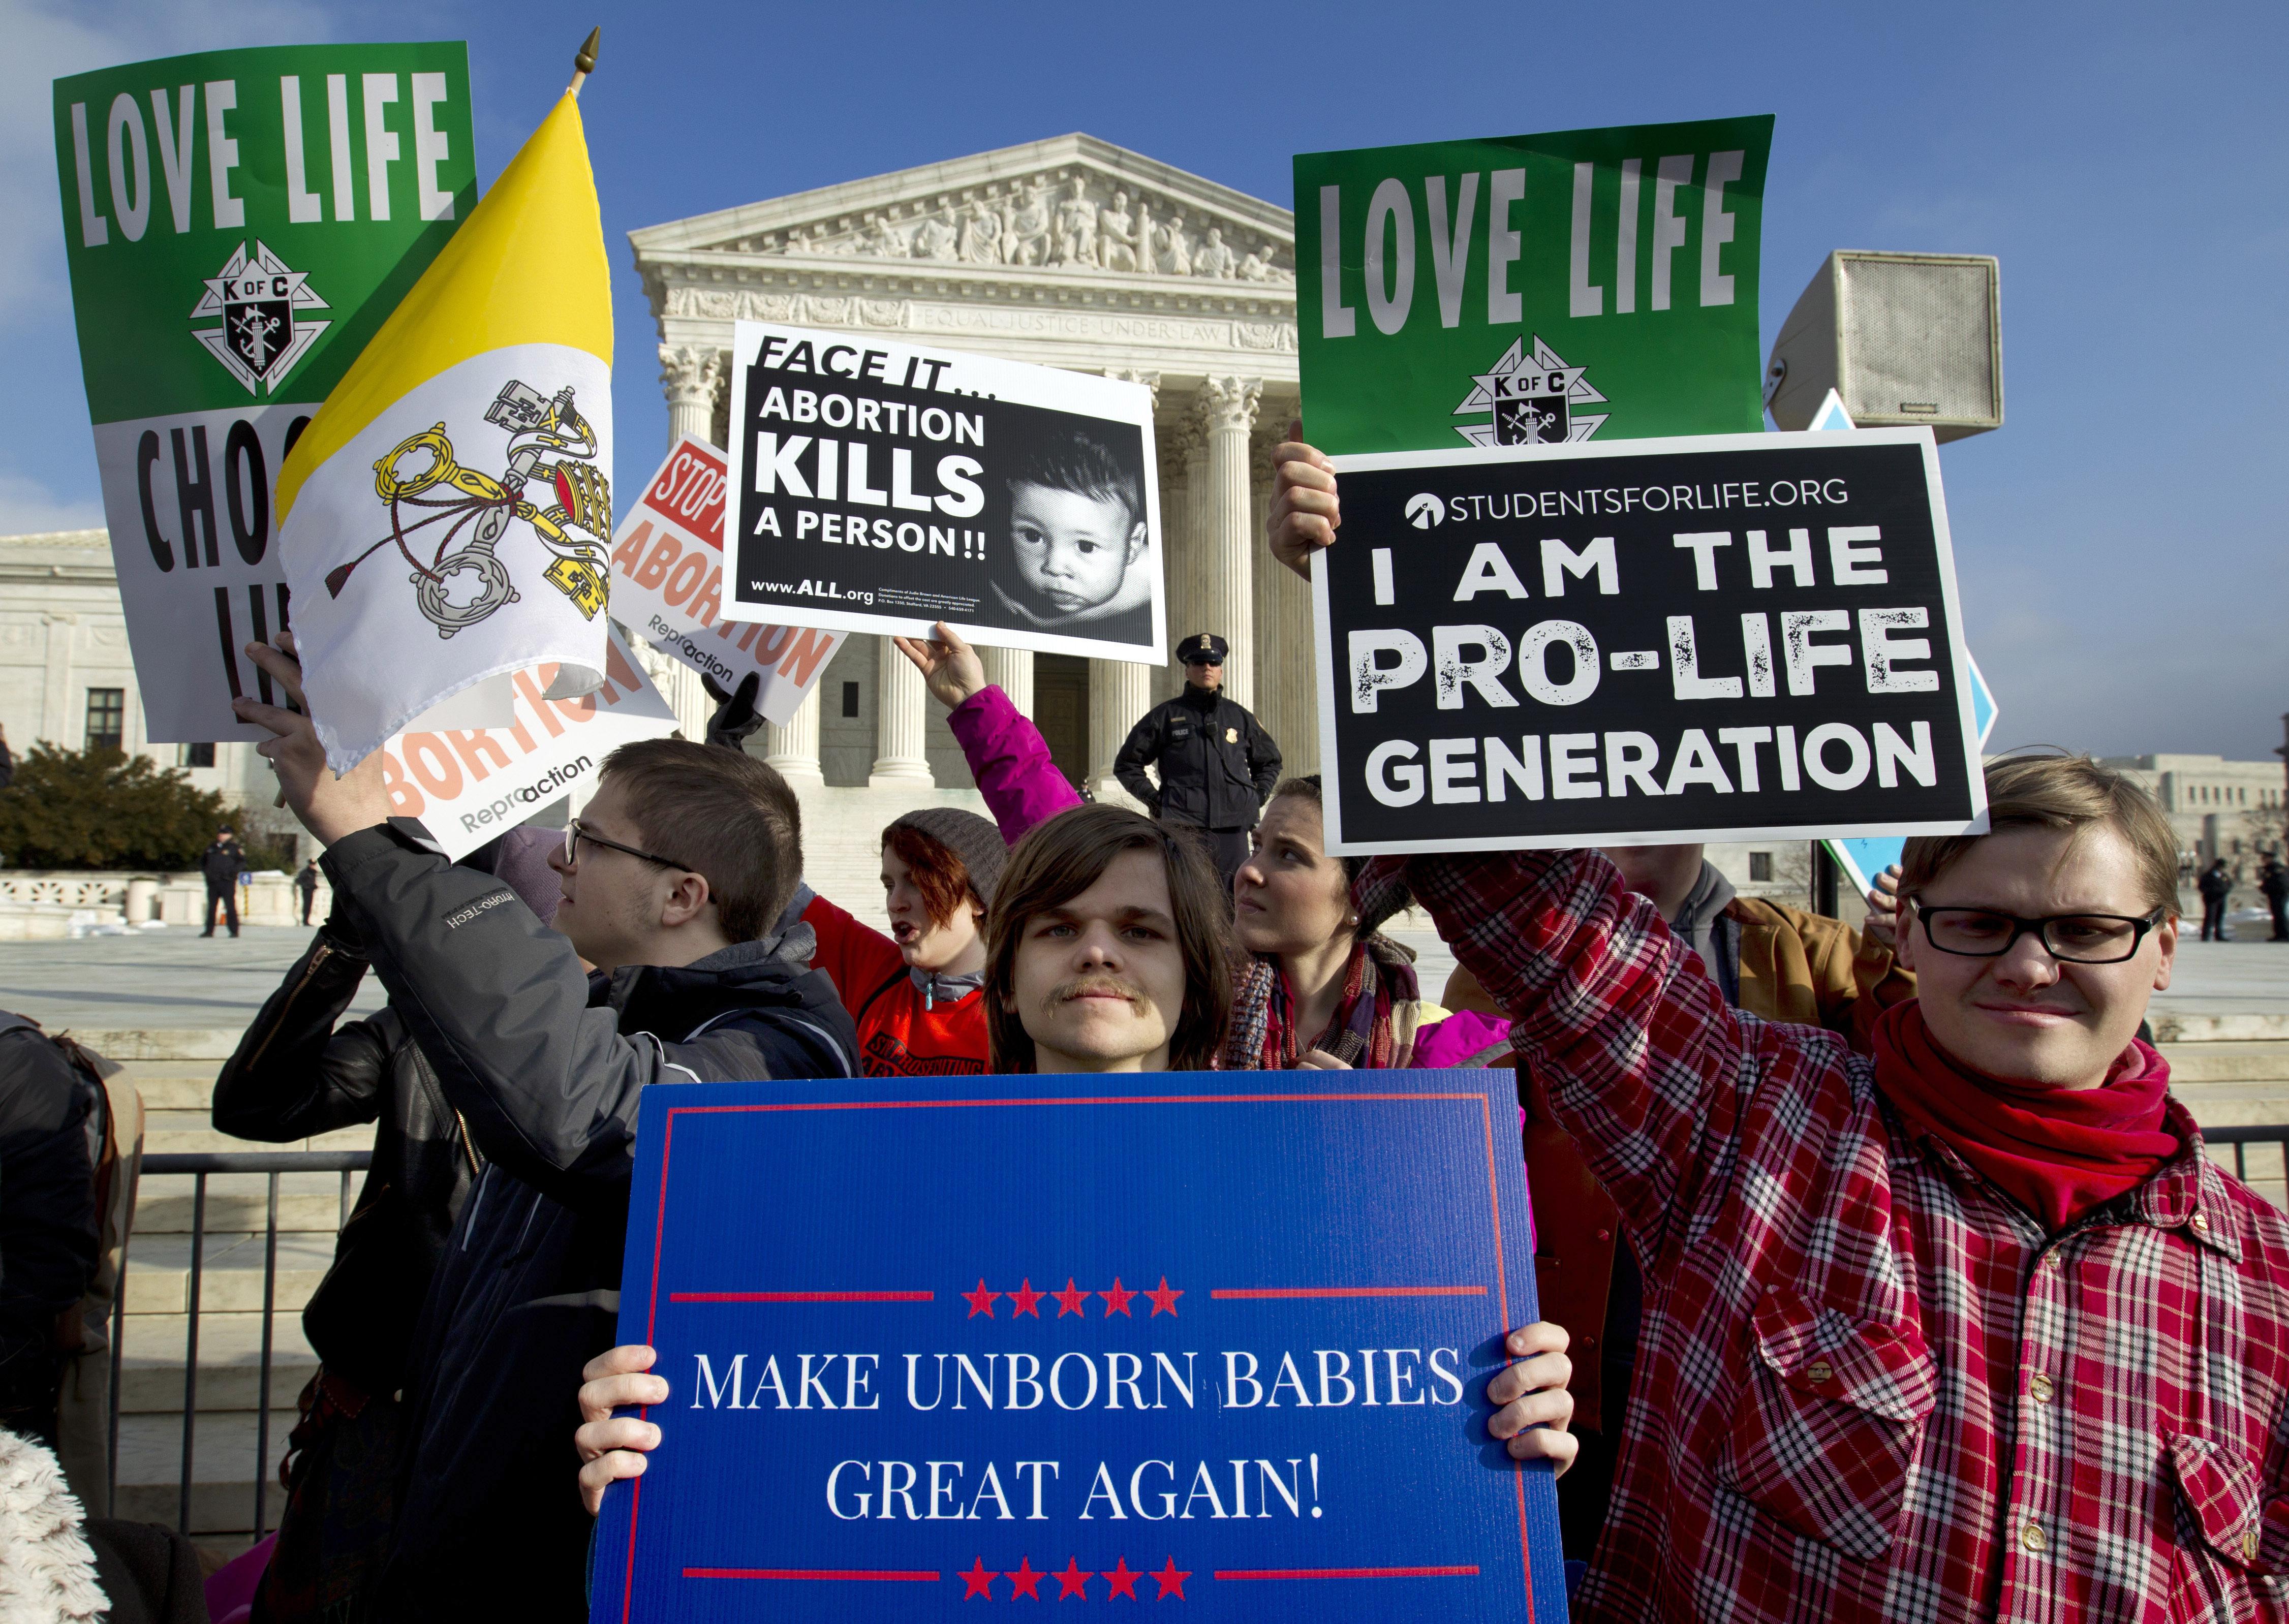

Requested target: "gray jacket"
[{"left": 316, "top": 822, "right": 857, "bottom": 1622}]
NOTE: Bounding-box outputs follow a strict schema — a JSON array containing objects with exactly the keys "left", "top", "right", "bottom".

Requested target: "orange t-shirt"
[{"left": 802, "top": 892, "right": 988, "bottom": 1076}]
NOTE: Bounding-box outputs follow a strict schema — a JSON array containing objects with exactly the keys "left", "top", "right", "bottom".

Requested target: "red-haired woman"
[{"left": 790, "top": 624, "right": 1083, "bottom": 1076}]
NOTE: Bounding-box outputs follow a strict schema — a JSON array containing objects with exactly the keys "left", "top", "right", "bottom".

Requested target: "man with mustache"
[
  {"left": 574, "top": 804, "right": 1581, "bottom": 1510},
  {"left": 1267, "top": 433, "right": 2289, "bottom": 1622}
]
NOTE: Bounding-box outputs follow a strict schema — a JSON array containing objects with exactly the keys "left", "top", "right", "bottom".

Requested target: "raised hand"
[
  {"left": 891, "top": 620, "right": 988, "bottom": 710},
  {"left": 1266, "top": 419, "right": 1339, "bottom": 582},
  {"left": 701, "top": 670, "right": 765, "bottom": 751},
  {"left": 233, "top": 631, "right": 391, "bottom": 845},
  {"left": 1863, "top": 863, "right": 1904, "bottom": 949}
]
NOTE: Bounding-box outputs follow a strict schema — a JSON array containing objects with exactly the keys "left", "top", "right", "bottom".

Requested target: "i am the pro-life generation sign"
[
  {"left": 592, "top": 1072, "right": 1564, "bottom": 1624},
  {"left": 722, "top": 323, "right": 1165, "bottom": 663},
  {"left": 1312, "top": 429, "right": 1987, "bottom": 854},
  {"left": 53, "top": 44, "right": 475, "bottom": 743},
  {"left": 1294, "top": 118, "right": 1773, "bottom": 456}
]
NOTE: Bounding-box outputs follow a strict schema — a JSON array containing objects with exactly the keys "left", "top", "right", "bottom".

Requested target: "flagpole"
[{"left": 568, "top": 27, "right": 601, "bottom": 97}]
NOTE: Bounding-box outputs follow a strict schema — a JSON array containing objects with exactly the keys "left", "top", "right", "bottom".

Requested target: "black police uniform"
[{"left": 1113, "top": 634, "right": 1282, "bottom": 884}]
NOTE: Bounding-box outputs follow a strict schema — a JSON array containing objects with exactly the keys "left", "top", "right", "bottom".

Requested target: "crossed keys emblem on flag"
[{"left": 327, "top": 380, "right": 613, "bottom": 638}]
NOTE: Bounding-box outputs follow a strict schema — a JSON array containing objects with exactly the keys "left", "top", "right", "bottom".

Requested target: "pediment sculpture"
[{"left": 754, "top": 171, "right": 1294, "bottom": 285}]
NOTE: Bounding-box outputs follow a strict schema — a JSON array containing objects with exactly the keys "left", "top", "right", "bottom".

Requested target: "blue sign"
[{"left": 592, "top": 1072, "right": 1564, "bottom": 1623}]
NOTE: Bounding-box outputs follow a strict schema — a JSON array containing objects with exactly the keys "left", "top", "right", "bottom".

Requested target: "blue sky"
[{"left": 10, "top": 1, "right": 2283, "bottom": 761}]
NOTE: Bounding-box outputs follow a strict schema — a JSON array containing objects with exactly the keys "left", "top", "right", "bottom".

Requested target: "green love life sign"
[
  {"left": 1294, "top": 117, "right": 1774, "bottom": 455},
  {"left": 52, "top": 43, "right": 474, "bottom": 742}
]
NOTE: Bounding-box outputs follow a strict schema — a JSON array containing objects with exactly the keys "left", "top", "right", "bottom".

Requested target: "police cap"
[{"left": 1177, "top": 633, "right": 1228, "bottom": 665}]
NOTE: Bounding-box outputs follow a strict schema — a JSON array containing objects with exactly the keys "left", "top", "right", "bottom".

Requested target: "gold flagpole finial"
[{"left": 568, "top": 27, "right": 601, "bottom": 96}]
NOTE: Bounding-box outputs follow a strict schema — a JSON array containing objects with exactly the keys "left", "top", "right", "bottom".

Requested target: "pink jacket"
[{"left": 946, "top": 685, "right": 1084, "bottom": 844}]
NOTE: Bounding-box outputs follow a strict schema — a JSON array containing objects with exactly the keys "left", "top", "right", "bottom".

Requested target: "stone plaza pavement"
[{"left": 2, "top": 914, "right": 2285, "bottom": 1048}]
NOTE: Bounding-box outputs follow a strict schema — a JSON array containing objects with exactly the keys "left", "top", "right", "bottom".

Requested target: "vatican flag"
[{"left": 277, "top": 91, "right": 612, "bottom": 771}]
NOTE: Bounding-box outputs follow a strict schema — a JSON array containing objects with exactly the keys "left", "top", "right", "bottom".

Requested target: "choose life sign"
[
  {"left": 1311, "top": 429, "right": 1988, "bottom": 854},
  {"left": 1295, "top": 118, "right": 1773, "bottom": 455},
  {"left": 52, "top": 44, "right": 475, "bottom": 744},
  {"left": 593, "top": 1071, "right": 1564, "bottom": 1623}
]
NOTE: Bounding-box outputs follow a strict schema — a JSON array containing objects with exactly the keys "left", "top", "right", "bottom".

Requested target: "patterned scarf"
[{"left": 1218, "top": 932, "right": 1420, "bottom": 1071}]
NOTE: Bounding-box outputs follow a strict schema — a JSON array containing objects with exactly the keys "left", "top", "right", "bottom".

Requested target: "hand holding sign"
[
  {"left": 232, "top": 632, "right": 393, "bottom": 846},
  {"left": 1267, "top": 431, "right": 1341, "bottom": 580},
  {"left": 891, "top": 621, "right": 988, "bottom": 711},
  {"left": 578, "top": 1344, "right": 667, "bottom": 1516}
]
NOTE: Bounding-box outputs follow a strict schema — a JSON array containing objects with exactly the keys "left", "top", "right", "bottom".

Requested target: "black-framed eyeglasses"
[
  {"left": 1912, "top": 904, "right": 2168, "bottom": 965},
  {"left": 563, "top": 817, "right": 692, "bottom": 873},
  {"left": 1184, "top": 657, "right": 1223, "bottom": 668}
]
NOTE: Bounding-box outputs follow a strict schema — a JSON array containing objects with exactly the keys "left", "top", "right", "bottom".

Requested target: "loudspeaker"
[{"left": 1765, "top": 252, "right": 2002, "bottom": 441}]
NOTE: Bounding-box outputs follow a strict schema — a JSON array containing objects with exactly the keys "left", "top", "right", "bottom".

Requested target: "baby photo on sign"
[
  {"left": 721, "top": 321, "right": 1165, "bottom": 664},
  {"left": 986, "top": 415, "right": 1153, "bottom": 646}
]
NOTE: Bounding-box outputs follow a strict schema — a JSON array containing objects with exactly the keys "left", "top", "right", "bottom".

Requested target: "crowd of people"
[{"left": 2, "top": 434, "right": 2283, "bottom": 1623}]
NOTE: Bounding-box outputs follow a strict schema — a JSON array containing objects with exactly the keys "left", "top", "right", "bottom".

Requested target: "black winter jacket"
[
  {"left": 315, "top": 823, "right": 857, "bottom": 1623},
  {"left": 209, "top": 922, "right": 483, "bottom": 1394},
  {"left": 1112, "top": 685, "right": 1282, "bottom": 829},
  {"left": 0, "top": 1016, "right": 99, "bottom": 1429},
  {"left": 199, "top": 838, "right": 244, "bottom": 889}
]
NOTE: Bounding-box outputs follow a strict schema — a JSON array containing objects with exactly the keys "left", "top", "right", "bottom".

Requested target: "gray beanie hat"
[{"left": 887, "top": 807, "right": 1008, "bottom": 907}]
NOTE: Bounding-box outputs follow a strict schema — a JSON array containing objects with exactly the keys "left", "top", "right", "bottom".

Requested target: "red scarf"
[{"left": 1872, "top": 1002, "right": 2181, "bottom": 1232}]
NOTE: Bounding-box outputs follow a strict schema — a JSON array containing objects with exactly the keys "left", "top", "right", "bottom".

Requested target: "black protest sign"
[
  {"left": 723, "top": 322, "right": 1165, "bottom": 662},
  {"left": 1312, "top": 429, "right": 1986, "bottom": 853}
]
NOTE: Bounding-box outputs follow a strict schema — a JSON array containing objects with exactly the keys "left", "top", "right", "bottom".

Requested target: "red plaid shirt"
[{"left": 1400, "top": 848, "right": 2289, "bottom": 1622}]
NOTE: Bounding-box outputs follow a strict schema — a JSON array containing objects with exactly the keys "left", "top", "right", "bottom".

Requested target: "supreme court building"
[{"left": 630, "top": 133, "right": 1311, "bottom": 810}]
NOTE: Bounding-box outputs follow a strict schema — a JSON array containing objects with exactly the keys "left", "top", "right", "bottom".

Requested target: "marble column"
[
  {"left": 647, "top": 346, "right": 726, "bottom": 742},
  {"left": 1158, "top": 411, "right": 1205, "bottom": 708},
  {"left": 978, "top": 647, "right": 1034, "bottom": 715},
  {"left": 1250, "top": 423, "right": 1316, "bottom": 779},
  {"left": 659, "top": 345, "right": 722, "bottom": 447},
  {"left": 869, "top": 635, "right": 933, "bottom": 786},
  {"left": 765, "top": 683, "right": 824, "bottom": 785},
  {"left": 1090, "top": 660, "right": 1153, "bottom": 806},
  {"left": 1199, "top": 377, "right": 1262, "bottom": 712},
  {"left": 635, "top": 640, "right": 712, "bottom": 743}
]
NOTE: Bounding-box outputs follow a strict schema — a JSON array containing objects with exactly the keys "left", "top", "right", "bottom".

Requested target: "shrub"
[{"left": 0, "top": 742, "right": 232, "bottom": 870}]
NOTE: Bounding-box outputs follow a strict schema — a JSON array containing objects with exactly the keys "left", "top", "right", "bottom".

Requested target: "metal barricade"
[
  {"left": 2202, "top": 1125, "right": 2289, "bottom": 1191},
  {"left": 116, "top": 1150, "right": 372, "bottom": 1534}
]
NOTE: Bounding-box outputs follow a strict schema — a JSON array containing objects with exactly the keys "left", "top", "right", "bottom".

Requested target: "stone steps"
[
  {"left": 112, "top": 1311, "right": 319, "bottom": 1414},
  {"left": 113, "top": 1409, "right": 297, "bottom": 1536},
  {"left": 117, "top": 1231, "right": 337, "bottom": 1318}
]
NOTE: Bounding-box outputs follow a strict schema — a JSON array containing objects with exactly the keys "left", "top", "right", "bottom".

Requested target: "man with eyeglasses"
[
  {"left": 1273, "top": 437, "right": 2289, "bottom": 1622},
  {"left": 1113, "top": 631, "right": 1282, "bottom": 887},
  {"left": 227, "top": 633, "right": 857, "bottom": 1623}
]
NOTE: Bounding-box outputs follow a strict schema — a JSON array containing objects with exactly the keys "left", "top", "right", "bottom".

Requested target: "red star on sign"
[
  {"left": 1152, "top": 1556, "right": 1191, "bottom": 1599},
  {"left": 1054, "top": 1557, "right": 1093, "bottom": 1599},
  {"left": 1053, "top": 1278, "right": 1090, "bottom": 1318},
  {"left": 1101, "top": 1557, "right": 1142, "bottom": 1600},
  {"left": 1099, "top": 1277, "right": 1137, "bottom": 1317},
  {"left": 1006, "top": 1556, "right": 1045, "bottom": 1600},
  {"left": 963, "top": 1279, "right": 1001, "bottom": 1319},
  {"left": 1008, "top": 1278, "right": 1045, "bottom": 1318},
  {"left": 961, "top": 1557, "right": 999, "bottom": 1599},
  {"left": 1144, "top": 1276, "right": 1183, "bottom": 1317}
]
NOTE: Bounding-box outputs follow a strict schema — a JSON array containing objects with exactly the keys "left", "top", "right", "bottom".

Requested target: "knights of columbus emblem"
[
  {"left": 190, "top": 243, "right": 330, "bottom": 396},
  {"left": 1454, "top": 337, "right": 1609, "bottom": 447}
]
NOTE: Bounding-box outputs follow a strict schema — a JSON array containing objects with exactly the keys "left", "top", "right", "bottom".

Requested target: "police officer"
[{"left": 1113, "top": 633, "right": 1282, "bottom": 885}]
